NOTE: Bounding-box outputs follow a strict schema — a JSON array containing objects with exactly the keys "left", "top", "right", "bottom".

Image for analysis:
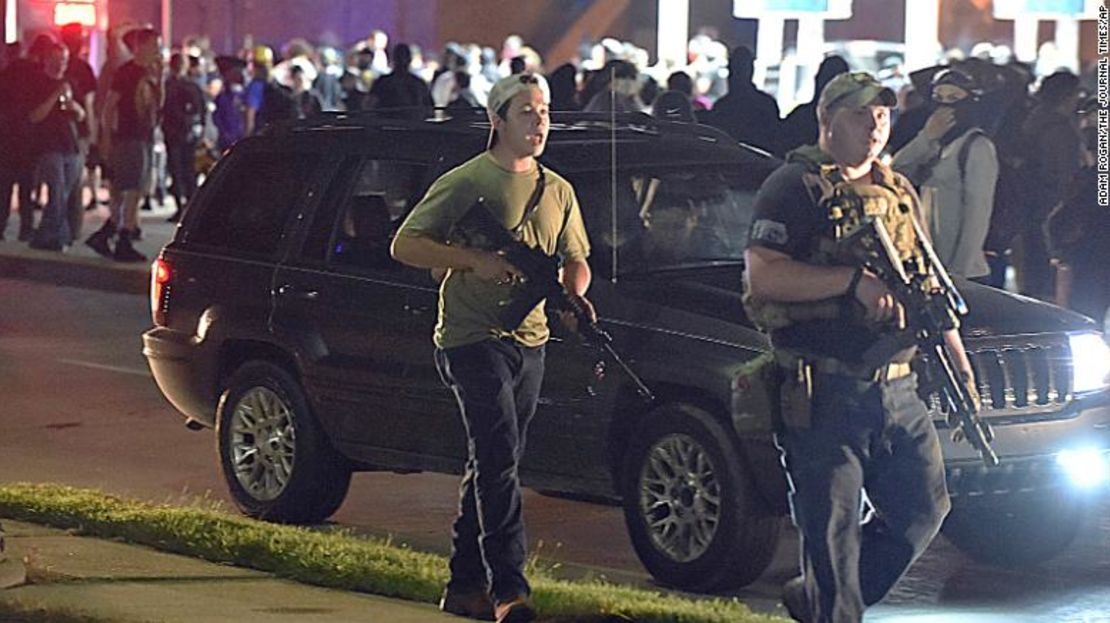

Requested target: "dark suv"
[{"left": 143, "top": 111, "right": 1110, "bottom": 592}]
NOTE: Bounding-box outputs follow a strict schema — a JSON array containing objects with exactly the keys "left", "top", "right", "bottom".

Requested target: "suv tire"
[
  {"left": 942, "top": 490, "right": 1087, "bottom": 566},
  {"left": 620, "top": 403, "right": 780, "bottom": 592},
  {"left": 217, "top": 361, "right": 352, "bottom": 523}
]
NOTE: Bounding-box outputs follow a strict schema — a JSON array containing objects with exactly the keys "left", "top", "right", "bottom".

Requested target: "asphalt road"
[{"left": 1, "top": 278, "right": 1107, "bottom": 622}]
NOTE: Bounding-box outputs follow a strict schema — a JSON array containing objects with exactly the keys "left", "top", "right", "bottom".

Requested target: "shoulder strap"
[
  {"left": 957, "top": 128, "right": 987, "bottom": 185},
  {"left": 510, "top": 161, "right": 546, "bottom": 236}
]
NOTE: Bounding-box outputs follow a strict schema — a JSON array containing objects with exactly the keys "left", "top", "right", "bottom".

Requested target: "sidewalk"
[
  {"left": 0, "top": 206, "right": 463, "bottom": 622},
  {"left": 0, "top": 520, "right": 459, "bottom": 623},
  {"left": 0, "top": 202, "right": 176, "bottom": 295}
]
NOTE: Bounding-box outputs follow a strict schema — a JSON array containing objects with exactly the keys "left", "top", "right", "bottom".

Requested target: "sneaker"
[
  {"left": 140, "top": 199, "right": 153, "bottom": 212},
  {"left": 113, "top": 231, "right": 147, "bottom": 263},
  {"left": 493, "top": 596, "right": 536, "bottom": 623},
  {"left": 85, "top": 228, "right": 114, "bottom": 258},
  {"left": 166, "top": 210, "right": 182, "bottom": 223},
  {"left": 782, "top": 576, "right": 811, "bottom": 623},
  {"left": 439, "top": 587, "right": 495, "bottom": 621},
  {"left": 133, "top": 227, "right": 143, "bottom": 241}
]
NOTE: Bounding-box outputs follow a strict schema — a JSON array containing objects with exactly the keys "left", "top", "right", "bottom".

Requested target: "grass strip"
[{"left": 0, "top": 483, "right": 785, "bottom": 623}]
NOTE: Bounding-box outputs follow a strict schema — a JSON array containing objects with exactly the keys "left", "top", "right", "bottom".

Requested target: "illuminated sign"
[
  {"left": 993, "top": 0, "right": 1102, "bottom": 18},
  {"left": 54, "top": 2, "right": 97, "bottom": 27},
  {"left": 733, "top": 0, "right": 852, "bottom": 19}
]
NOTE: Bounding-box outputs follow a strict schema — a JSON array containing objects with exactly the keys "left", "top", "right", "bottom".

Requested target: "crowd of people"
[{"left": 0, "top": 22, "right": 1105, "bottom": 320}]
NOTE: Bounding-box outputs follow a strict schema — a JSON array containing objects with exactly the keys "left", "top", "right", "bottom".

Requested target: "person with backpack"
[
  {"left": 244, "top": 45, "right": 295, "bottom": 135},
  {"left": 893, "top": 68, "right": 998, "bottom": 281}
]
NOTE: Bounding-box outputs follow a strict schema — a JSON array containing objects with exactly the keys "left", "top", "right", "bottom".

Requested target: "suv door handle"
[{"left": 277, "top": 284, "right": 320, "bottom": 301}]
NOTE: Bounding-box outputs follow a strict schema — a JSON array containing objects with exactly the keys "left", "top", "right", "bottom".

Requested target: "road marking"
[{"left": 56, "top": 358, "right": 151, "bottom": 377}]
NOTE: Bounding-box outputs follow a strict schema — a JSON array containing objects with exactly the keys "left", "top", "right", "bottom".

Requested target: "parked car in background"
[{"left": 143, "top": 111, "right": 1110, "bottom": 592}]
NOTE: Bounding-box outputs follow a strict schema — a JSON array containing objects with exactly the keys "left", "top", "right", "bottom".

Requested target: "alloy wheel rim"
[
  {"left": 230, "top": 387, "right": 296, "bottom": 501},
  {"left": 638, "top": 433, "right": 722, "bottom": 562}
]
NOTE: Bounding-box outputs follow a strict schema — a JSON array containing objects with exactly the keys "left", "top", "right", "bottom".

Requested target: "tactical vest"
[{"left": 744, "top": 145, "right": 924, "bottom": 332}]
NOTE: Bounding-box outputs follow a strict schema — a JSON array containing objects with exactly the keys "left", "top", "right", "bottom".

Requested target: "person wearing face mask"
[{"left": 893, "top": 68, "right": 998, "bottom": 281}]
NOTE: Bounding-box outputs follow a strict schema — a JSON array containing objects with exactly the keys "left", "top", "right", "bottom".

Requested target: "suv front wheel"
[
  {"left": 621, "top": 403, "right": 781, "bottom": 592},
  {"left": 217, "top": 361, "right": 352, "bottom": 523}
]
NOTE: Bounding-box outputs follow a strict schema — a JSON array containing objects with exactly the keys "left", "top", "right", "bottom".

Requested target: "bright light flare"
[{"left": 1056, "top": 448, "right": 1110, "bottom": 489}]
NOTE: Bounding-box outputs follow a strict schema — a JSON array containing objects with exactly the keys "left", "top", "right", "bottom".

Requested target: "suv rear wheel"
[
  {"left": 217, "top": 361, "right": 352, "bottom": 523},
  {"left": 942, "top": 490, "right": 1088, "bottom": 566},
  {"left": 621, "top": 403, "right": 780, "bottom": 592}
]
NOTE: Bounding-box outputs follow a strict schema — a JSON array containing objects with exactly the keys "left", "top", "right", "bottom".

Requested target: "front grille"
[{"left": 927, "top": 334, "right": 1072, "bottom": 419}]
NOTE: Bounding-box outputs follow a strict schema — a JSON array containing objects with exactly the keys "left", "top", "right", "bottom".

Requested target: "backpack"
[{"left": 259, "top": 81, "right": 297, "bottom": 127}]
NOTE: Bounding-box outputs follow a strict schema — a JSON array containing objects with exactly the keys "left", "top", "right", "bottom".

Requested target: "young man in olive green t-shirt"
[{"left": 391, "top": 73, "right": 592, "bottom": 623}]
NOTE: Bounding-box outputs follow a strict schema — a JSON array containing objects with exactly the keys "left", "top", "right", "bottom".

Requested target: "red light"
[
  {"left": 154, "top": 259, "right": 171, "bottom": 285},
  {"left": 151, "top": 258, "right": 172, "bottom": 326}
]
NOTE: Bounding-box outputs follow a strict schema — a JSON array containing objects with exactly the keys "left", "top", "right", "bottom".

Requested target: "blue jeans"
[
  {"left": 33, "top": 152, "right": 82, "bottom": 246},
  {"left": 776, "top": 372, "right": 950, "bottom": 623},
  {"left": 435, "top": 338, "right": 545, "bottom": 602}
]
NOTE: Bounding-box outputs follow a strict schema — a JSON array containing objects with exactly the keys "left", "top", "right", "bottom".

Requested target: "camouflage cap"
[{"left": 818, "top": 71, "right": 897, "bottom": 116}]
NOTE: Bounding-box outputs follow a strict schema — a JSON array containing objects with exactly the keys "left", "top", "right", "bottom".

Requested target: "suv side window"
[
  {"left": 303, "top": 158, "right": 427, "bottom": 271},
  {"left": 188, "top": 151, "right": 314, "bottom": 257}
]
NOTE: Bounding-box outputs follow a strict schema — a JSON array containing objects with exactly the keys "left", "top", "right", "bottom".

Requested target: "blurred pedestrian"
[
  {"left": 212, "top": 55, "right": 247, "bottom": 151},
  {"left": 651, "top": 90, "right": 695, "bottom": 122},
  {"left": 85, "top": 27, "right": 163, "bottom": 263},
  {"left": 1015, "top": 71, "right": 1083, "bottom": 300},
  {"left": 0, "top": 38, "right": 47, "bottom": 242},
  {"left": 162, "top": 52, "right": 205, "bottom": 221},
  {"left": 366, "top": 43, "right": 433, "bottom": 119},
  {"left": 894, "top": 67, "right": 998, "bottom": 280},
  {"left": 779, "top": 55, "right": 849, "bottom": 155},
  {"left": 27, "top": 41, "right": 85, "bottom": 251},
  {"left": 245, "top": 45, "right": 295, "bottom": 135},
  {"left": 59, "top": 23, "right": 98, "bottom": 238},
  {"left": 582, "top": 59, "right": 645, "bottom": 113},
  {"left": 706, "top": 46, "right": 780, "bottom": 153},
  {"left": 546, "top": 62, "right": 579, "bottom": 111},
  {"left": 1045, "top": 97, "right": 1110, "bottom": 327}
]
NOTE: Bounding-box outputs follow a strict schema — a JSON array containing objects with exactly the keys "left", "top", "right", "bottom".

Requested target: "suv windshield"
[{"left": 570, "top": 166, "right": 758, "bottom": 277}]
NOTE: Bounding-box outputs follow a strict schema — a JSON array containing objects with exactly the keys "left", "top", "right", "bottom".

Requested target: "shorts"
[{"left": 109, "top": 139, "right": 152, "bottom": 192}]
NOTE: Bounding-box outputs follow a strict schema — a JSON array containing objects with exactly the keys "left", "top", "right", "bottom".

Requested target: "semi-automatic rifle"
[
  {"left": 452, "top": 198, "right": 655, "bottom": 401},
  {"left": 832, "top": 205, "right": 999, "bottom": 466}
]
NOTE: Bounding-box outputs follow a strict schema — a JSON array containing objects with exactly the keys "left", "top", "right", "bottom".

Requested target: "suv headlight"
[{"left": 1068, "top": 332, "right": 1110, "bottom": 394}]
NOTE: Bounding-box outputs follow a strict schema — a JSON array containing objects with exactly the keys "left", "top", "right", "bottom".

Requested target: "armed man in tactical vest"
[{"left": 743, "top": 72, "right": 981, "bottom": 623}]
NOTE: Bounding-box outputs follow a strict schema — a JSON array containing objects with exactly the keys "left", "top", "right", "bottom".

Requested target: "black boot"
[
  {"left": 113, "top": 228, "right": 147, "bottom": 263},
  {"left": 85, "top": 220, "right": 116, "bottom": 258}
]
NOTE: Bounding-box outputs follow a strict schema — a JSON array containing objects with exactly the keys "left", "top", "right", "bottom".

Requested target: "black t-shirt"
[
  {"left": 27, "top": 73, "right": 79, "bottom": 155},
  {"left": 747, "top": 160, "right": 885, "bottom": 363},
  {"left": 111, "top": 60, "right": 155, "bottom": 141},
  {"left": 162, "top": 76, "right": 205, "bottom": 142},
  {"left": 65, "top": 57, "right": 97, "bottom": 139}
]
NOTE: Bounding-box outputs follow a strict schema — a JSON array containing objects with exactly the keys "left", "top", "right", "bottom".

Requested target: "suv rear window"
[{"left": 188, "top": 151, "right": 315, "bottom": 257}]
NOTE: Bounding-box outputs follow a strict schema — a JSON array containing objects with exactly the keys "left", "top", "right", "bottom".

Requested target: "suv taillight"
[{"left": 151, "top": 258, "right": 172, "bottom": 326}]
